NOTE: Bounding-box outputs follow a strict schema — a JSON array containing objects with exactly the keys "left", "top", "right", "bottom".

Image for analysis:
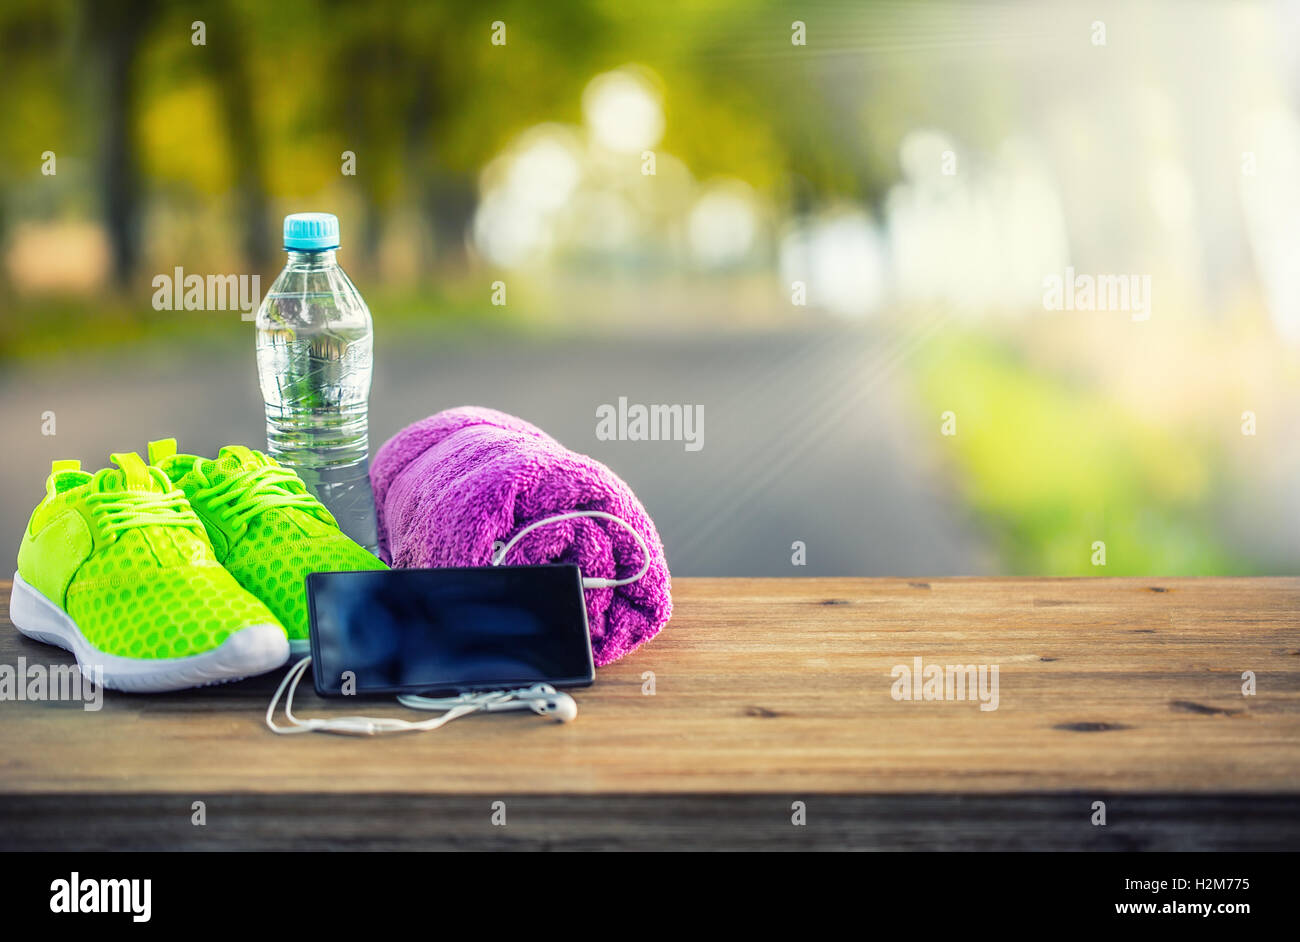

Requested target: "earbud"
[{"left": 531, "top": 692, "right": 578, "bottom": 722}]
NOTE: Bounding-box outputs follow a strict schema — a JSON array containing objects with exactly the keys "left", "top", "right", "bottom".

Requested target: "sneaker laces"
[
  {"left": 85, "top": 469, "right": 205, "bottom": 539},
  {"left": 193, "top": 459, "right": 329, "bottom": 537}
]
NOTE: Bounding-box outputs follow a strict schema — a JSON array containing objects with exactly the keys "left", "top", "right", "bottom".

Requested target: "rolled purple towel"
[{"left": 370, "top": 406, "right": 672, "bottom": 666}]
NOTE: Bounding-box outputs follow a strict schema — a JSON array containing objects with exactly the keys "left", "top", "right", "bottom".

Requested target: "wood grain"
[{"left": 1, "top": 577, "right": 1298, "bottom": 796}]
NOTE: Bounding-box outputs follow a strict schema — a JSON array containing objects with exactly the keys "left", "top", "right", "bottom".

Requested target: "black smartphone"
[{"left": 305, "top": 565, "right": 595, "bottom": 697}]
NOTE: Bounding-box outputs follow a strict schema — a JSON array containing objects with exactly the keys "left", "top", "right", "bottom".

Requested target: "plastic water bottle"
[{"left": 255, "top": 212, "right": 378, "bottom": 552}]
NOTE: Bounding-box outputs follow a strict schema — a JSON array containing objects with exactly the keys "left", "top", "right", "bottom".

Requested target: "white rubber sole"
[
  {"left": 9, "top": 571, "right": 290, "bottom": 693},
  {"left": 288, "top": 637, "right": 310, "bottom": 658}
]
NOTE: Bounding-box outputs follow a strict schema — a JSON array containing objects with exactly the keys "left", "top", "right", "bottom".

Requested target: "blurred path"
[{"left": 0, "top": 328, "right": 994, "bottom": 577}]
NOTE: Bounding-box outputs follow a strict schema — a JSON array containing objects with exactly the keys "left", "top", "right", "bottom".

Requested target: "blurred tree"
[
  {"left": 211, "top": 0, "right": 272, "bottom": 268},
  {"left": 318, "top": 0, "right": 613, "bottom": 268},
  {"left": 0, "top": 1, "right": 72, "bottom": 250},
  {"left": 83, "top": 0, "right": 155, "bottom": 287}
]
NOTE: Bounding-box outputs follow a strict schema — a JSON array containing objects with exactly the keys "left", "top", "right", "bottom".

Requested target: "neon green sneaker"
[
  {"left": 10, "top": 453, "right": 290, "bottom": 692},
  {"left": 148, "top": 439, "right": 386, "bottom": 655}
]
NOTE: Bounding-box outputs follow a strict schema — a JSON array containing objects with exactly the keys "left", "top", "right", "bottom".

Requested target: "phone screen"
[{"left": 306, "top": 565, "right": 594, "bottom": 696}]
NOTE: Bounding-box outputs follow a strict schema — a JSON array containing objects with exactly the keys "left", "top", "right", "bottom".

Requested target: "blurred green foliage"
[
  {"left": 910, "top": 330, "right": 1266, "bottom": 576},
  {"left": 0, "top": 284, "right": 529, "bottom": 362},
  {"left": 0, "top": 0, "right": 913, "bottom": 282}
]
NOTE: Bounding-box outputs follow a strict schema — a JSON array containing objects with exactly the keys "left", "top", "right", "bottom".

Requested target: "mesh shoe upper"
[
  {"left": 153, "top": 441, "right": 386, "bottom": 641},
  {"left": 68, "top": 533, "right": 280, "bottom": 658}
]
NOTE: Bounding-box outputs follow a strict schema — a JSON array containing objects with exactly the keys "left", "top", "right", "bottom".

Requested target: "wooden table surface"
[{"left": 3, "top": 577, "right": 1298, "bottom": 850}]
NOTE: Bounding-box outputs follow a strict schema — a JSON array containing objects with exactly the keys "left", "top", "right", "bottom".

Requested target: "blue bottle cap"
[{"left": 284, "top": 212, "right": 340, "bottom": 251}]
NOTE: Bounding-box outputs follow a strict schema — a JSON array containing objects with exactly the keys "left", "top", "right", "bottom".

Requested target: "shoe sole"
[
  {"left": 9, "top": 571, "right": 290, "bottom": 693},
  {"left": 289, "top": 637, "right": 310, "bottom": 658}
]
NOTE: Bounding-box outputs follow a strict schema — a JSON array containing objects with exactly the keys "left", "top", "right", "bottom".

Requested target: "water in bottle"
[{"left": 254, "top": 212, "right": 378, "bottom": 552}]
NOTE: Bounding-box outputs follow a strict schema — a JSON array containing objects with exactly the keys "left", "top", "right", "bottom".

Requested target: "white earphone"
[
  {"left": 491, "top": 509, "right": 650, "bottom": 590},
  {"left": 399, "top": 683, "right": 578, "bottom": 723},
  {"left": 266, "top": 658, "right": 577, "bottom": 736},
  {"left": 265, "top": 510, "right": 647, "bottom": 736}
]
